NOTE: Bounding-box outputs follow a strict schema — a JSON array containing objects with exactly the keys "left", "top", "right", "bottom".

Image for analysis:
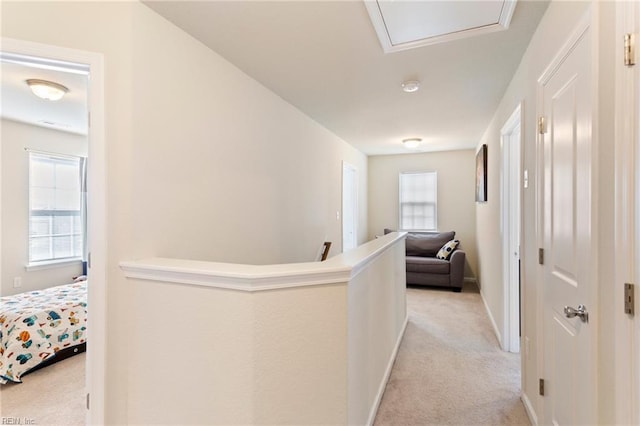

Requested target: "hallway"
[{"left": 374, "top": 282, "right": 528, "bottom": 425}]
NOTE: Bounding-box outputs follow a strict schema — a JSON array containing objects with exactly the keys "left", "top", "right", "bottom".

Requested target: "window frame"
[
  {"left": 27, "top": 151, "right": 85, "bottom": 267},
  {"left": 398, "top": 171, "right": 438, "bottom": 231}
]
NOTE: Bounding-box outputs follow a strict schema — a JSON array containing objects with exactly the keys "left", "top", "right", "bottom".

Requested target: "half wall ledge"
[
  {"left": 119, "top": 231, "right": 408, "bottom": 425},
  {"left": 119, "top": 231, "right": 407, "bottom": 291}
]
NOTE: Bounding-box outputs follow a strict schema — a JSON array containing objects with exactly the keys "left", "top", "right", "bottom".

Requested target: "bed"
[{"left": 0, "top": 281, "right": 87, "bottom": 384}]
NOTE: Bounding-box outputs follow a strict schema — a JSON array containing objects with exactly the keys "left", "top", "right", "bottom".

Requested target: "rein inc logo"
[{"left": 1, "top": 418, "right": 35, "bottom": 425}]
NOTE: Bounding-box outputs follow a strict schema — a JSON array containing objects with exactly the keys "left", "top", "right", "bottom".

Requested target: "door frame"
[
  {"left": 614, "top": 1, "right": 639, "bottom": 423},
  {"left": 1, "top": 37, "right": 106, "bottom": 425},
  {"left": 536, "top": 8, "right": 598, "bottom": 423},
  {"left": 342, "top": 161, "right": 358, "bottom": 253},
  {"left": 501, "top": 102, "right": 523, "bottom": 353}
]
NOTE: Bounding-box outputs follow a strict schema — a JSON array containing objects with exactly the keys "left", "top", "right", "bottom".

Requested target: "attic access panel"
[{"left": 364, "top": 0, "right": 517, "bottom": 53}]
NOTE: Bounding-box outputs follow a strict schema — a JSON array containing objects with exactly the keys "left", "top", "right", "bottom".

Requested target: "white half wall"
[{"left": 120, "top": 232, "right": 407, "bottom": 425}]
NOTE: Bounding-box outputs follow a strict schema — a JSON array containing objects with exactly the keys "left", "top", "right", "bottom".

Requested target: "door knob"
[{"left": 564, "top": 304, "right": 589, "bottom": 323}]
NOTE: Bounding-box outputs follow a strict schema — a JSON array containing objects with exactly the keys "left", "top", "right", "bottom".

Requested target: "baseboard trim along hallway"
[
  {"left": 374, "top": 282, "right": 529, "bottom": 425},
  {"left": 368, "top": 315, "right": 410, "bottom": 426}
]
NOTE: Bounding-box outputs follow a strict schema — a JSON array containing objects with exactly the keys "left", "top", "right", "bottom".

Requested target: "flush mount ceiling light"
[
  {"left": 401, "top": 80, "right": 420, "bottom": 93},
  {"left": 26, "top": 79, "right": 69, "bottom": 101},
  {"left": 402, "top": 138, "right": 422, "bottom": 149}
]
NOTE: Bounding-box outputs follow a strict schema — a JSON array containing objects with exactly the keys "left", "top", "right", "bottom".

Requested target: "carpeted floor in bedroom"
[{"left": 0, "top": 352, "right": 85, "bottom": 425}]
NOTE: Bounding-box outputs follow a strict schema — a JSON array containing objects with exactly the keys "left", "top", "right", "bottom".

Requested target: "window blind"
[
  {"left": 29, "top": 152, "right": 84, "bottom": 264},
  {"left": 399, "top": 171, "right": 437, "bottom": 231}
]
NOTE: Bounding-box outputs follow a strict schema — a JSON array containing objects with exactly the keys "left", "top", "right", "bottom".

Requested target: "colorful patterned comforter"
[{"left": 0, "top": 282, "right": 87, "bottom": 384}]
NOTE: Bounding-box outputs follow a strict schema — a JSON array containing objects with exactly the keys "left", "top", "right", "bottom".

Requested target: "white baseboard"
[
  {"left": 463, "top": 277, "right": 477, "bottom": 283},
  {"left": 521, "top": 392, "right": 538, "bottom": 425},
  {"left": 480, "top": 290, "right": 503, "bottom": 348},
  {"left": 367, "top": 314, "right": 409, "bottom": 426}
]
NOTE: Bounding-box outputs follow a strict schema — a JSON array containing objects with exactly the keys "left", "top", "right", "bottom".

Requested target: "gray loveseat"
[{"left": 385, "top": 229, "right": 466, "bottom": 292}]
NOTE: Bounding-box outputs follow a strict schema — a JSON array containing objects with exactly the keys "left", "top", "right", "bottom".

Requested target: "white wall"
[
  {"left": 368, "top": 150, "right": 478, "bottom": 278},
  {"left": 121, "top": 232, "right": 406, "bottom": 425},
  {"left": 130, "top": 4, "right": 368, "bottom": 265},
  {"left": 2, "top": 2, "right": 367, "bottom": 423},
  {"left": 474, "top": 0, "right": 618, "bottom": 422},
  {"left": 1, "top": 119, "right": 87, "bottom": 296}
]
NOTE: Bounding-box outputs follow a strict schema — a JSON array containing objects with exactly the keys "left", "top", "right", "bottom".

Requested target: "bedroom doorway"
[
  {"left": 0, "top": 38, "right": 106, "bottom": 425},
  {"left": 501, "top": 103, "right": 522, "bottom": 354}
]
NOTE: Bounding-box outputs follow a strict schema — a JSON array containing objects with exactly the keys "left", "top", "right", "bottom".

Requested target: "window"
[
  {"left": 29, "top": 152, "right": 85, "bottom": 264},
  {"left": 399, "top": 171, "right": 437, "bottom": 231}
]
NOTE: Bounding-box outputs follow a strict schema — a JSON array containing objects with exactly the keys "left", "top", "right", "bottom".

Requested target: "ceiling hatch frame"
[{"left": 364, "top": 0, "right": 518, "bottom": 54}]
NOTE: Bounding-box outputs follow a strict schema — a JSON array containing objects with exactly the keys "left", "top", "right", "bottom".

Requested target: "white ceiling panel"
[{"left": 365, "top": 1, "right": 516, "bottom": 53}]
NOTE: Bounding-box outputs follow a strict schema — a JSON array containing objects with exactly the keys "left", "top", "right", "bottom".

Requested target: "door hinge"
[
  {"left": 86, "top": 393, "right": 90, "bottom": 410},
  {"left": 625, "top": 33, "right": 636, "bottom": 67},
  {"left": 625, "top": 283, "right": 635, "bottom": 315},
  {"left": 538, "top": 248, "right": 544, "bottom": 265},
  {"left": 538, "top": 116, "right": 546, "bottom": 135},
  {"left": 539, "top": 378, "right": 545, "bottom": 396},
  {"left": 88, "top": 252, "right": 92, "bottom": 269}
]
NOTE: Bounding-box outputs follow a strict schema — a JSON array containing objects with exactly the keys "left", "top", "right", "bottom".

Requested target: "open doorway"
[
  {"left": 0, "top": 49, "right": 89, "bottom": 425},
  {"left": 0, "top": 39, "right": 105, "bottom": 425},
  {"left": 501, "top": 103, "right": 522, "bottom": 354}
]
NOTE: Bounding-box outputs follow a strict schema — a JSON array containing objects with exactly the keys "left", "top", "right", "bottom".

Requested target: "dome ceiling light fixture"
[
  {"left": 402, "top": 138, "right": 422, "bottom": 149},
  {"left": 26, "top": 79, "right": 69, "bottom": 101},
  {"left": 401, "top": 80, "right": 420, "bottom": 93}
]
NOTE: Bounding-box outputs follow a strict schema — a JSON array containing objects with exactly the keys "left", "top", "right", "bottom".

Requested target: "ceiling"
[
  {"left": 0, "top": 1, "right": 549, "bottom": 155},
  {"left": 0, "top": 55, "right": 88, "bottom": 135},
  {"left": 144, "top": 0, "right": 549, "bottom": 156},
  {"left": 365, "top": 0, "right": 516, "bottom": 52}
]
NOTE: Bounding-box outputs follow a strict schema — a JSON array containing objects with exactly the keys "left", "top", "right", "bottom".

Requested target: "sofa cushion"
[
  {"left": 406, "top": 256, "right": 451, "bottom": 274},
  {"left": 405, "top": 231, "right": 455, "bottom": 257},
  {"left": 436, "top": 239, "right": 460, "bottom": 260}
]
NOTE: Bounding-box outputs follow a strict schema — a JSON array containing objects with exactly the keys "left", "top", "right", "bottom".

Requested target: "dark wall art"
[{"left": 476, "top": 144, "right": 488, "bottom": 202}]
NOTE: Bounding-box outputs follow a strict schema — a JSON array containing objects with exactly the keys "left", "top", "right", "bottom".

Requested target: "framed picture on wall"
[{"left": 476, "top": 144, "right": 488, "bottom": 202}]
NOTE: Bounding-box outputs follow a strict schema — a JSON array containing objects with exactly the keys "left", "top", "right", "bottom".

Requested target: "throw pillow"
[
  {"left": 436, "top": 239, "right": 460, "bottom": 260},
  {"left": 405, "top": 231, "right": 455, "bottom": 257}
]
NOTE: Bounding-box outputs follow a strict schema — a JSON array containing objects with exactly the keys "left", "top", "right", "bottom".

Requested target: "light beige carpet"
[
  {"left": 0, "top": 353, "right": 85, "bottom": 426},
  {"left": 0, "top": 283, "right": 527, "bottom": 426},
  {"left": 374, "top": 282, "right": 530, "bottom": 426}
]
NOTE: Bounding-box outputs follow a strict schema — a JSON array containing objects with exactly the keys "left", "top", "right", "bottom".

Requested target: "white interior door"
[
  {"left": 540, "top": 14, "right": 596, "bottom": 425},
  {"left": 508, "top": 126, "right": 521, "bottom": 354},
  {"left": 342, "top": 162, "right": 358, "bottom": 252},
  {"left": 502, "top": 112, "right": 521, "bottom": 354}
]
